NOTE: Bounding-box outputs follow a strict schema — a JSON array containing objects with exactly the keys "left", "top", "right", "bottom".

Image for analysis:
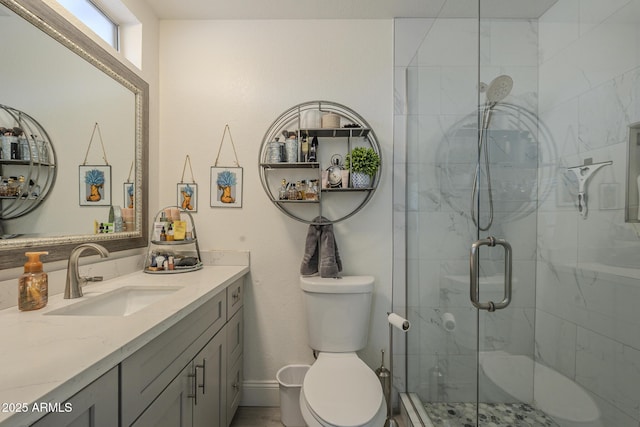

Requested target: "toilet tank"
[{"left": 300, "top": 275, "right": 374, "bottom": 352}]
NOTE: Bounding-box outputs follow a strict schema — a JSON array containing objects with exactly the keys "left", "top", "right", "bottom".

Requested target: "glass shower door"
[{"left": 472, "top": 4, "right": 541, "bottom": 422}]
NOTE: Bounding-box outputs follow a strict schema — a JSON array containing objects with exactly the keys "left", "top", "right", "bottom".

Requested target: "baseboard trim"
[{"left": 240, "top": 380, "right": 280, "bottom": 407}]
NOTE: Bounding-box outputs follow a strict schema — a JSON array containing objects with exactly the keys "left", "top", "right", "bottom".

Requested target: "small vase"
[
  {"left": 220, "top": 186, "right": 235, "bottom": 203},
  {"left": 87, "top": 184, "right": 102, "bottom": 201},
  {"left": 351, "top": 172, "right": 371, "bottom": 188}
]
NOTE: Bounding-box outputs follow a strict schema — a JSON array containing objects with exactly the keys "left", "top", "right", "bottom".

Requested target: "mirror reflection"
[
  {"left": 0, "top": 0, "right": 147, "bottom": 268},
  {"left": 0, "top": 3, "right": 134, "bottom": 237}
]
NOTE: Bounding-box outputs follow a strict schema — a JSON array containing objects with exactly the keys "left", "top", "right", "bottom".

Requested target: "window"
[{"left": 57, "top": 0, "right": 119, "bottom": 50}]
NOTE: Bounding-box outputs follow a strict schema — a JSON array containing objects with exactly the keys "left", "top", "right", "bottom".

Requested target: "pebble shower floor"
[{"left": 424, "top": 402, "right": 559, "bottom": 427}]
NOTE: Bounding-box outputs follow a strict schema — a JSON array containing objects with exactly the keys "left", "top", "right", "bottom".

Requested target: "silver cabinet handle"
[
  {"left": 470, "top": 236, "right": 512, "bottom": 312},
  {"left": 188, "top": 364, "right": 199, "bottom": 405},
  {"left": 198, "top": 360, "right": 206, "bottom": 395}
]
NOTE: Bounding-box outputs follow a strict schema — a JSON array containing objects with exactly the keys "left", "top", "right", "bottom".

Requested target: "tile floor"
[
  {"left": 229, "top": 406, "right": 283, "bottom": 427},
  {"left": 229, "top": 406, "right": 407, "bottom": 427},
  {"left": 424, "top": 402, "right": 559, "bottom": 427}
]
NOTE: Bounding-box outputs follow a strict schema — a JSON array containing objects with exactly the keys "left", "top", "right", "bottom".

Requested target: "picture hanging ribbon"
[
  {"left": 214, "top": 124, "right": 240, "bottom": 167},
  {"left": 82, "top": 122, "right": 109, "bottom": 166},
  {"left": 123, "top": 161, "right": 135, "bottom": 209},
  {"left": 180, "top": 154, "right": 196, "bottom": 183},
  {"left": 126, "top": 161, "right": 134, "bottom": 183}
]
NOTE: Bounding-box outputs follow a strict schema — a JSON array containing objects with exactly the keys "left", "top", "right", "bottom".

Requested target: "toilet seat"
[{"left": 301, "top": 353, "right": 385, "bottom": 427}]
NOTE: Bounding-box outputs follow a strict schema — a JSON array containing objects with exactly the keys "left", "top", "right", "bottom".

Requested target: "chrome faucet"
[{"left": 64, "top": 243, "right": 110, "bottom": 299}]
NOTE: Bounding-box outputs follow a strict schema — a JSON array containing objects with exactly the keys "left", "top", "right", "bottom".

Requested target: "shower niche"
[{"left": 625, "top": 122, "right": 640, "bottom": 222}]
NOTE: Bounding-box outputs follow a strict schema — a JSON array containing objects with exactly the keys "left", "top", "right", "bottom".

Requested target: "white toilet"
[{"left": 299, "top": 275, "right": 387, "bottom": 427}]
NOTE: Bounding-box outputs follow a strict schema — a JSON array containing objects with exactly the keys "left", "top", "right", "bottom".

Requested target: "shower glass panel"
[
  {"left": 398, "top": 1, "right": 640, "bottom": 426},
  {"left": 402, "top": 5, "right": 484, "bottom": 425}
]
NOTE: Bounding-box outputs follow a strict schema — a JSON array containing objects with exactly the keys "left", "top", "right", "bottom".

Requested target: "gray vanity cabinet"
[
  {"left": 30, "top": 367, "right": 118, "bottom": 427},
  {"left": 193, "top": 330, "right": 226, "bottom": 427},
  {"left": 129, "top": 363, "right": 193, "bottom": 427},
  {"left": 131, "top": 330, "right": 226, "bottom": 427},
  {"left": 121, "top": 290, "right": 227, "bottom": 426},
  {"left": 122, "top": 278, "right": 244, "bottom": 427},
  {"left": 225, "top": 307, "right": 243, "bottom": 426}
]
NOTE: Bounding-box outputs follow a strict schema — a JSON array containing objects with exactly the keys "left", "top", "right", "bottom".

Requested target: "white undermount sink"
[{"left": 45, "top": 286, "right": 184, "bottom": 317}]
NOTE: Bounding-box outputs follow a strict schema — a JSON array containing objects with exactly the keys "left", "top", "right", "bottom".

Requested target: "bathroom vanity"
[{"left": 0, "top": 264, "right": 248, "bottom": 427}]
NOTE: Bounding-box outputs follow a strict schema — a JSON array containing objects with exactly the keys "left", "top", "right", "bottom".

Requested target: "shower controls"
[
  {"left": 469, "top": 236, "right": 512, "bottom": 312},
  {"left": 567, "top": 158, "right": 612, "bottom": 219}
]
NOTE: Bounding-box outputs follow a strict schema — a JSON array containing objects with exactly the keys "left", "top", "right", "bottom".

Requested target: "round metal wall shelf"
[
  {"left": 0, "top": 104, "right": 57, "bottom": 221},
  {"left": 258, "top": 100, "right": 381, "bottom": 224}
]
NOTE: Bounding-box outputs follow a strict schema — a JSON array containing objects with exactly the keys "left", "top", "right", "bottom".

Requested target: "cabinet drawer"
[
  {"left": 226, "top": 355, "right": 243, "bottom": 427},
  {"left": 226, "top": 278, "right": 244, "bottom": 320},
  {"left": 121, "top": 290, "right": 226, "bottom": 426},
  {"left": 226, "top": 307, "right": 243, "bottom": 363}
]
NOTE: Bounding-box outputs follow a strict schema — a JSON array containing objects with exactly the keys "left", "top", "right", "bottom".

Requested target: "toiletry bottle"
[
  {"left": 166, "top": 223, "right": 175, "bottom": 241},
  {"left": 160, "top": 226, "right": 167, "bottom": 241},
  {"left": 159, "top": 211, "right": 170, "bottom": 231},
  {"left": 279, "top": 179, "right": 288, "bottom": 200},
  {"left": 18, "top": 251, "right": 49, "bottom": 311},
  {"left": 308, "top": 136, "right": 318, "bottom": 162}
]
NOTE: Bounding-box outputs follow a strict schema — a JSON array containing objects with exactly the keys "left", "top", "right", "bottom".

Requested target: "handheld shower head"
[
  {"left": 485, "top": 74, "right": 513, "bottom": 108},
  {"left": 481, "top": 74, "right": 513, "bottom": 131}
]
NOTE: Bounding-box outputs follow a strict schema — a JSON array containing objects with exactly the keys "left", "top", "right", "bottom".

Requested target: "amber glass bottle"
[{"left": 18, "top": 251, "right": 49, "bottom": 311}]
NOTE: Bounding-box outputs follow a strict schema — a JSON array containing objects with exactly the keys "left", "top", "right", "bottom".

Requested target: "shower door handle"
[{"left": 469, "top": 236, "right": 512, "bottom": 312}]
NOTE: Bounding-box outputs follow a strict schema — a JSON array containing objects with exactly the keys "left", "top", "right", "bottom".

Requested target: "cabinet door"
[
  {"left": 121, "top": 291, "right": 226, "bottom": 426},
  {"left": 193, "top": 331, "right": 226, "bottom": 427},
  {"left": 131, "top": 363, "right": 193, "bottom": 427},
  {"left": 226, "top": 355, "right": 243, "bottom": 427},
  {"left": 226, "top": 307, "right": 243, "bottom": 364},
  {"left": 31, "top": 367, "right": 118, "bottom": 427}
]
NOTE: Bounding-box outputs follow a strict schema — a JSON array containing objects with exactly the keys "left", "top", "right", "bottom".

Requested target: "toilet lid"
[{"left": 303, "top": 353, "right": 383, "bottom": 427}]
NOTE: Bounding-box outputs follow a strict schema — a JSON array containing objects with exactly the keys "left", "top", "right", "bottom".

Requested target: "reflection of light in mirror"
[{"left": 436, "top": 103, "right": 556, "bottom": 226}]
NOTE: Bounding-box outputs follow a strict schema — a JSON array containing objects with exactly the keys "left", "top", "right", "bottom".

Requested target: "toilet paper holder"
[{"left": 383, "top": 312, "right": 410, "bottom": 427}]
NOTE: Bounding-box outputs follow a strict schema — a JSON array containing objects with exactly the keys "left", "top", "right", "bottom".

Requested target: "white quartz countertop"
[{"left": 0, "top": 265, "right": 249, "bottom": 427}]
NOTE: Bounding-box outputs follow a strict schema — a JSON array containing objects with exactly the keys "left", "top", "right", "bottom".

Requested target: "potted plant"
[{"left": 345, "top": 147, "right": 380, "bottom": 188}]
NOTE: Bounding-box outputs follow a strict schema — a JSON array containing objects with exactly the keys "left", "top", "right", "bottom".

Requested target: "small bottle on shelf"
[
  {"left": 279, "top": 179, "right": 288, "bottom": 200},
  {"left": 301, "top": 137, "right": 309, "bottom": 162},
  {"left": 287, "top": 182, "right": 298, "bottom": 200},
  {"left": 308, "top": 136, "right": 318, "bottom": 162}
]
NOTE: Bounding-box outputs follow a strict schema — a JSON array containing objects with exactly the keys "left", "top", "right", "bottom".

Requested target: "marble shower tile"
[
  {"left": 576, "top": 327, "right": 640, "bottom": 420},
  {"left": 534, "top": 310, "right": 577, "bottom": 379}
]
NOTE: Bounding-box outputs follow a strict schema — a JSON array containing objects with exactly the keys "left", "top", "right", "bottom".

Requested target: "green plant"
[{"left": 345, "top": 147, "right": 380, "bottom": 176}]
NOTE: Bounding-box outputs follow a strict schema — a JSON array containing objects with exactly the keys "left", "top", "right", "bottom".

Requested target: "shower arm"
[{"left": 567, "top": 160, "right": 613, "bottom": 218}]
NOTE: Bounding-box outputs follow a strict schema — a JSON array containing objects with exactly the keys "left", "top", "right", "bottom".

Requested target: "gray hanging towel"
[{"left": 300, "top": 216, "right": 342, "bottom": 278}]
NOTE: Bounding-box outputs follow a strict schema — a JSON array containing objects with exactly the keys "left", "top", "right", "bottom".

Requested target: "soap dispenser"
[{"left": 18, "top": 251, "right": 49, "bottom": 311}]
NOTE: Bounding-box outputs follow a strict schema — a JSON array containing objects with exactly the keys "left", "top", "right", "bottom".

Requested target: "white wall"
[{"left": 157, "top": 19, "right": 393, "bottom": 404}]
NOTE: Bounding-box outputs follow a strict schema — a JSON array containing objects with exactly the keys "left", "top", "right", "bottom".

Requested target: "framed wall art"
[
  {"left": 79, "top": 165, "right": 111, "bottom": 206},
  {"left": 177, "top": 182, "right": 198, "bottom": 212},
  {"left": 210, "top": 167, "right": 243, "bottom": 208},
  {"left": 123, "top": 182, "right": 134, "bottom": 209}
]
